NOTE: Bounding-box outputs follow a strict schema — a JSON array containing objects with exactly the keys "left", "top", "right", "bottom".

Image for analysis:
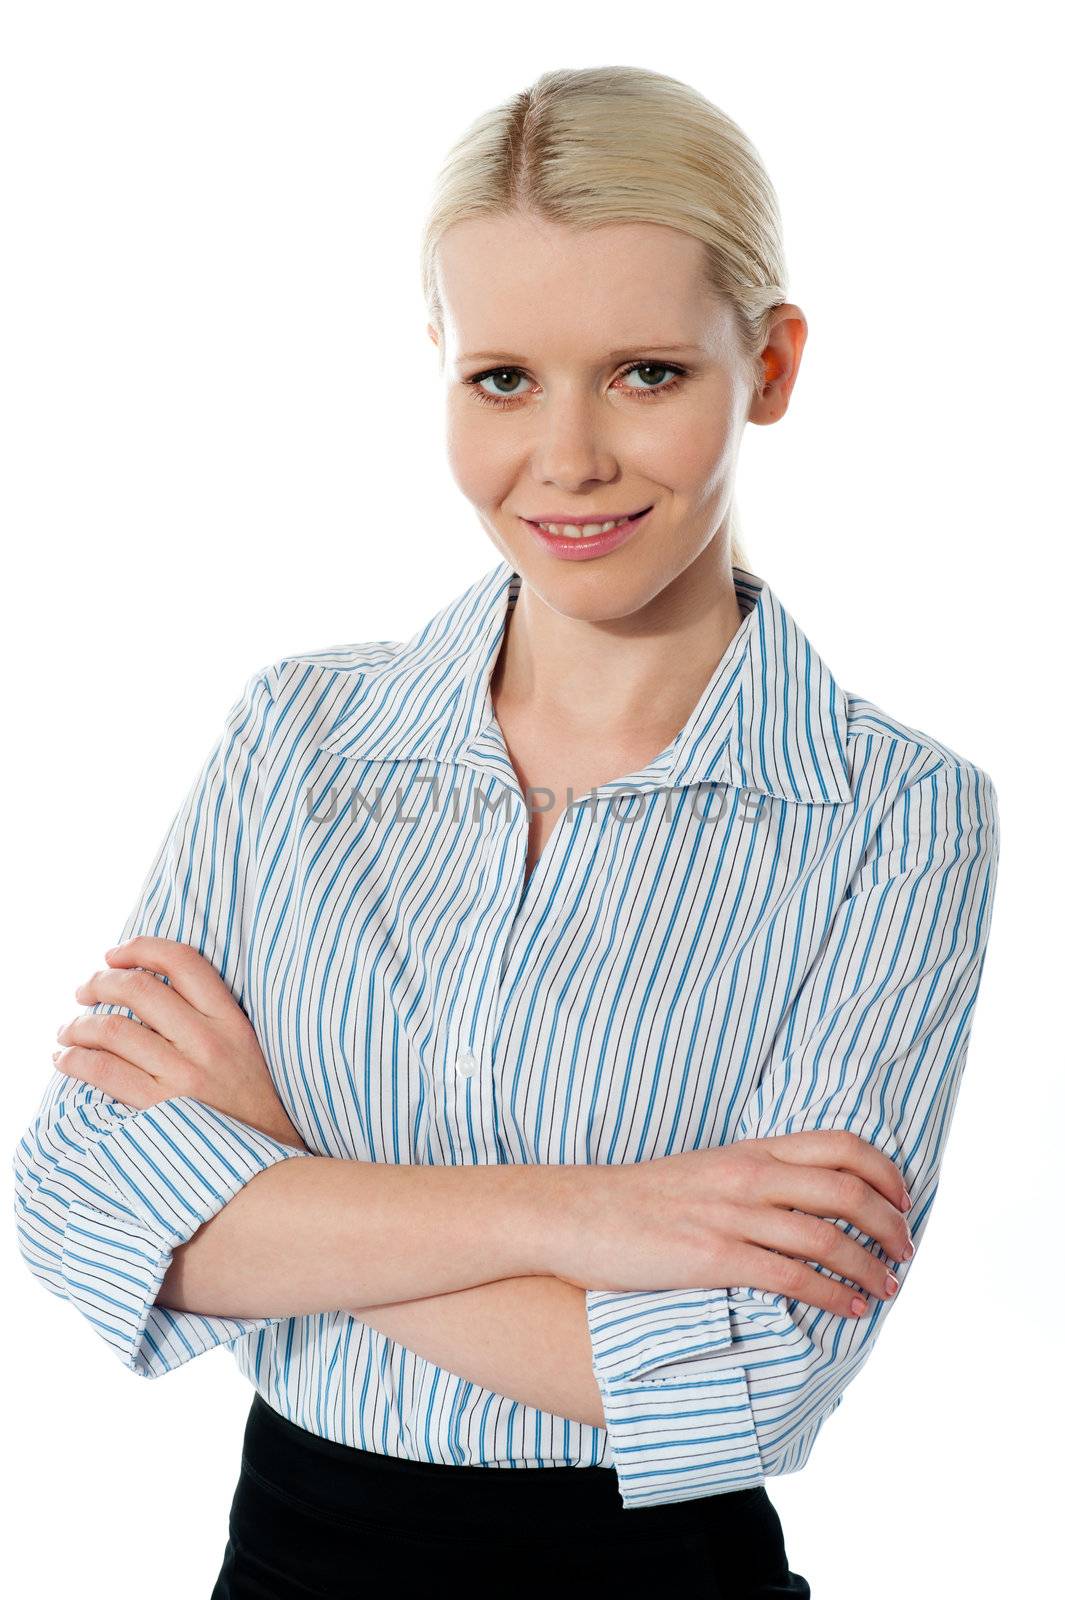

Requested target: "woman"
[{"left": 15, "top": 67, "right": 1000, "bottom": 1596}]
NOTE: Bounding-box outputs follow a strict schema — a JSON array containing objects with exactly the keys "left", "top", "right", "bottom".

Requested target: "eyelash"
[{"left": 464, "top": 359, "right": 690, "bottom": 410}]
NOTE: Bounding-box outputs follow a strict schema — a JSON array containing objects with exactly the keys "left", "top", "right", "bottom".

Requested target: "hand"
[
  {"left": 52, "top": 935, "right": 308, "bottom": 1151},
  {"left": 551, "top": 1129, "right": 914, "bottom": 1319}
]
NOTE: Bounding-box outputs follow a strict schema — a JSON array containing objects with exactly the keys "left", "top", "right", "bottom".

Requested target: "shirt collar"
[{"left": 313, "top": 560, "right": 853, "bottom": 806}]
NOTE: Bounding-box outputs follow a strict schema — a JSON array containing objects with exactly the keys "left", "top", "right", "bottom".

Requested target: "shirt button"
[{"left": 456, "top": 1050, "right": 477, "bottom": 1078}]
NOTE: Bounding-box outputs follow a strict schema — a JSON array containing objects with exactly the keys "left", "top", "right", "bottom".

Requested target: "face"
[{"left": 429, "top": 211, "right": 805, "bottom": 624}]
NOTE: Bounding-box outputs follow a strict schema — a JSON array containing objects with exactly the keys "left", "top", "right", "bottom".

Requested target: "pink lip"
[
  {"left": 521, "top": 505, "right": 652, "bottom": 562},
  {"left": 521, "top": 506, "right": 652, "bottom": 526}
]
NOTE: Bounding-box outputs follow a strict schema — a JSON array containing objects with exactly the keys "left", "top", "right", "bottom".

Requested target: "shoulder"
[
  {"left": 843, "top": 690, "right": 996, "bottom": 796},
  {"left": 263, "top": 639, "right": 401, "bottom": 690},
  {"left": 840, "top": 690, "right": 999, "bottom": 869},
  {"left": 241, "top": 639, "right": 401, "bottom": 748}
]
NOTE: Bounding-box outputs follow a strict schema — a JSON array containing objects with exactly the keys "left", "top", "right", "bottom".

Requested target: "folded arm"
[
  {"left": 577, "top": 756, "right": 1001, "bottom": 1507},
  {"left": 347, "top": 757, "right": 1000, "bottom": 1510},
  {"left": 353, "top": 1276, "right": 607, "bottom": 1429},
  {"left": 12, "top": 668, "right": 308, "bottom": 1377},
  {"left": 12, "top": 666, "right": 557, "bottom": 1375}
]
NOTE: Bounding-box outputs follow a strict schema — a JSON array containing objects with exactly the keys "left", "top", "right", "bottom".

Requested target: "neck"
[{"left": 491, "top": 540, "right": 744, "bottom": 742}]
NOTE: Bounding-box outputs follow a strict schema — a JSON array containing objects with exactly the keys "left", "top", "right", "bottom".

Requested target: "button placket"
[{"left": 442, "top": 1045, "right": 489, "bottom": 1163}]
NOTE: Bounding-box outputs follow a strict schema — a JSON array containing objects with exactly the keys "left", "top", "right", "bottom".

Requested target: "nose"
[{"left": 532, "top": 390, "right": 618, "bottom": 492}]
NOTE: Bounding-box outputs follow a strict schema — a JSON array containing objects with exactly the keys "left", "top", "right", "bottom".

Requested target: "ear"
[{"left": 748, "top": 303, "right": 807, "bottom": 427}]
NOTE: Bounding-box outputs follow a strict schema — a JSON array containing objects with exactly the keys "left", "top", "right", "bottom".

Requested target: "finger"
[
  {"left": 724, "top": 1240, "right": 874, "bottom": 1321},
  {"left": 52, "top": 1044, "right": 167, "bottom": 1110},
  {"left": 730, "top": 1201, "right": 903, "bottom": 1303},
  {"left": 760, "top": 1128, "right": 910, "bottom": 1214},
  {"left": 57, "top": 1010, "right": 186, "bottom": 1085},
  {"left": 74, "top": 965, "right": 212, "bottom": 1057},
  {"left": 759, "top": 1161, "right": 913, "bottom": 1267},
  {"left": 104, "top": 936, "right": 240, "bottom": 1020}
]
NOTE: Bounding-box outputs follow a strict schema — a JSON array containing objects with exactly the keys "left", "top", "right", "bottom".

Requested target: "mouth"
[{"left": 520, "top": 505, "right": 653, "bottom": 540}]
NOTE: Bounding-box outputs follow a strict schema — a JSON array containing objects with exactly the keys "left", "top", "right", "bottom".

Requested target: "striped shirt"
[{"left": 13, "top": 558, "right": 1001, "bottom": 1510}]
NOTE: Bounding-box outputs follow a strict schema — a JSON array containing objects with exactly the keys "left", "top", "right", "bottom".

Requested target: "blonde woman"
[{"left": 16, "top": 67, "right": 1000, "bottom": 1595}]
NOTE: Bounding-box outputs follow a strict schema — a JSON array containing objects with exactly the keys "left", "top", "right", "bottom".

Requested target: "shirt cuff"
[
  {"left": 57, "top": 1094, "right": 313, "bottom": 1378},
  {"left": 585, "top": 1286, "right": 764, "bottom": 1509}
]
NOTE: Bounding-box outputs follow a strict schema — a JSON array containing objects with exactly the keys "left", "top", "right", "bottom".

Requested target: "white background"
[{"left": 2, "top": 3, "right": 1058, "bottom": 1594}]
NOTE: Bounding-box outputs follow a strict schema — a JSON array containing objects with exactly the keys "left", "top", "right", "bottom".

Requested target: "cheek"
[
  {"left": 617, "top": 418, "right": 731, "bottom": 495},
  {"left": 444, "top": 399, "right": 515, "bottom": 507},
  {"left": 649, "top": 399, "right": 739, "bottom": 490}
]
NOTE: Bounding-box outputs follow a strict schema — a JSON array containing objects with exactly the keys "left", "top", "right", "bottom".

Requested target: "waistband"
[{"left": 240, "top": 1391, "right": 769, "bottom": 1539}]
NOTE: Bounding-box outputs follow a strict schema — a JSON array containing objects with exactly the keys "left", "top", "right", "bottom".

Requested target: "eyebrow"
[{"left": 456, "top": 343, "right": 702, "bottom": 364}]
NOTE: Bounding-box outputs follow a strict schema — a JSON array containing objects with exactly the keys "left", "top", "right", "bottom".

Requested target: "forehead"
[{"left": 435, "top": 213, "right": 732, "bottom": 358}]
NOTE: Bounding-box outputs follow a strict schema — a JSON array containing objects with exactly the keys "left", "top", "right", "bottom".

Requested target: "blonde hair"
[{"left": 421, "top": 65, "right": 791, "bottom": 579}]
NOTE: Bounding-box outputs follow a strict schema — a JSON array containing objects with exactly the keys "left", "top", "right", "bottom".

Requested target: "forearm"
[
  {"left": 354, "top": 1277, "right": 607, "bottom": 1429},
  {"left": 157, "top": 1155, "right": 563, "bottom": 1319}
]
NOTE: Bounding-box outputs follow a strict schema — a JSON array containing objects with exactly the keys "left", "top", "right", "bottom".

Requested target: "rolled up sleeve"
[
  {"left": 12, "top": 666, "right": 313, "bottom": 1378},
  {"left": 586, "top": 757, "right": 1000, "bottom": 1508}
]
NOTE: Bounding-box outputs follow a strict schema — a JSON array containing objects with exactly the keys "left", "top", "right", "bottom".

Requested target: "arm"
[
  {"left": 577, "top": 756, "right": 1001, "bottom": 1507},
  {"left": 344, "top": 760, "right": 1000, "bottom": 1499},
  {"left": 154, "top": 1154, "right": 561, "bottom": 1317},
  {"left": 11, "top": 667, "right": 314, "bottom": 1377},
  {"left": 351, "top": 1277, "right": 606, "bottom": 1429}
]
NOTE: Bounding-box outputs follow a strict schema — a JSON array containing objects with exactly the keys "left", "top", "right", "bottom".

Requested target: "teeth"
[{"left": 536, "top": 518, "right": 626, "bottom": 538}]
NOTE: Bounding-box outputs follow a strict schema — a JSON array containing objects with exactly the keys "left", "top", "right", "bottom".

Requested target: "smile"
[{"left": 523, "top": 506, "right": 652, "bottom": 540}]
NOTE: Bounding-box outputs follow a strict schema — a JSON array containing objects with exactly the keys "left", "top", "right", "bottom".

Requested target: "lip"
[
  {"left": 521, "top": 504, "right": 652, "bottom": 562},
  {"left": 521, "top": 507, "right": 652, "bottom": 526}
]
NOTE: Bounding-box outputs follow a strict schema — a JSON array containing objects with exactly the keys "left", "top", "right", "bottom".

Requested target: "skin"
[
  {"left": 426, "top": 211, "right": 805, "bottom": 874},
  {"left": 53, "top": 214, "right": 913, "bottom": 1432},
  {"left": 430, "top": 216, "right": 797, "bottom": 710}
]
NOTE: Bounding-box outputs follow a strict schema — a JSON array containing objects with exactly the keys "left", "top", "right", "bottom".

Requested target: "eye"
[
  {"left": 468, "top": 368, "right": 532, "bottom": 406},
  {"left": 616, "top": 361, "right": 687, "bottom": 395},
  {"left": 464, "top": 359, "right": 690, "bottom": 410}
]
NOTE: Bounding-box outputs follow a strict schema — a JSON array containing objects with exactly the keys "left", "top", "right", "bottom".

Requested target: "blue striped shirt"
[{"left": 13, "top": 559, "right": 1001, "bottom": 1510}]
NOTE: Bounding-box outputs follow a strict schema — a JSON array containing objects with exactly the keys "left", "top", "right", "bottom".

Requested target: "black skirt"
[{"left": 211, "top": 1391, "right": 813, "bottom": 1597}]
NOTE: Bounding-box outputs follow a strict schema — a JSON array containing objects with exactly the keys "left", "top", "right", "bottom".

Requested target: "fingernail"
[
  {"left": 850, "top": 1296, "right": 868, "bottom": 1317},
  {"left": 902, "top": 1240, "right": 915, "bottom": 1261},
  {"left": 884, "top": 1273, "right": 900, "bottom": 1297},
  {"left": 901, "top": 1189, "right": 912, "bottom": 1211}
]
